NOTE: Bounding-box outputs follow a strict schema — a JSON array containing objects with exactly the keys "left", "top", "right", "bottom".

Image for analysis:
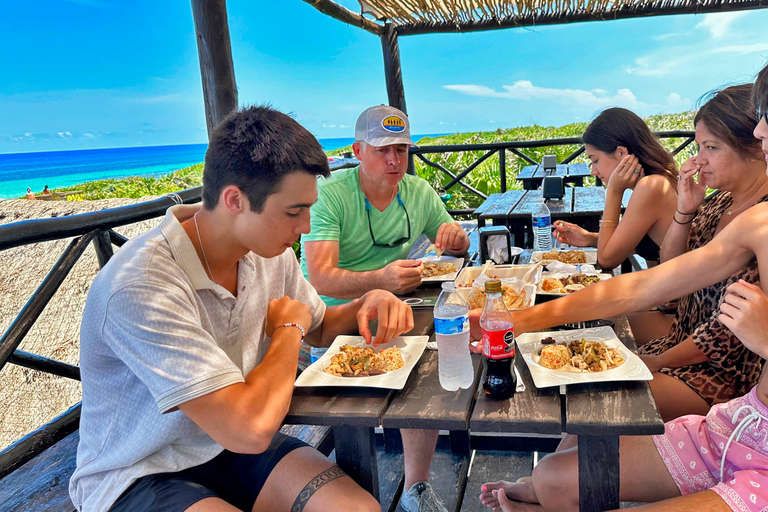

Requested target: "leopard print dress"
[{"left": 638, "top": 191, "right": 767, "bottom": 405}]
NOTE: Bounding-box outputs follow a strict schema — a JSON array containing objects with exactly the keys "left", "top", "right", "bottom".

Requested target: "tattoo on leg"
[{"left": 291, "top": 465, "right": 346, "bottom": 511}]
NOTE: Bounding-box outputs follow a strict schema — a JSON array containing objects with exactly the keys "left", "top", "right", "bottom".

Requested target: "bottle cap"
[{"left": 484, "top": 279, "right": 502, "bottom": 293}]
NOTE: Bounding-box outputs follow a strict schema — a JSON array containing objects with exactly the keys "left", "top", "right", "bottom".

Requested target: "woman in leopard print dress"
[{"left": 638, "top": 84, "right": 768, "bottom": 421}]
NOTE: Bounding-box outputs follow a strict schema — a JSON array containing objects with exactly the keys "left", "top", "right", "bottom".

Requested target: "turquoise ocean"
[{"left": 0, "top": 136, "right": 448, "bottom": 200}]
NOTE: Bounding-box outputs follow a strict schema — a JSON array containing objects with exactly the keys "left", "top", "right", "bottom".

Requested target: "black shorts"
[{"left": 109, "top": 433, "right": 308, "bottom": 512}]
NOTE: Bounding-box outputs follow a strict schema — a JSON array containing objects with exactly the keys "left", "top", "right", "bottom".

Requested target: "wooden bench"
[{"left": 0, "top": 424, "right": 333, "bottom": 512}]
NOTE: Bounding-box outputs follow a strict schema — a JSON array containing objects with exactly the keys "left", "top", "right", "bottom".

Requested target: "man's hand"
[
  {"left": 435, "top": 222, "right": 469, "bottom": 253},
  {"left": 356, "top": 290, "right": 415, "bottom": 346},
  {"left": 719, "top": 280, "right": 768, "bottom": 360},
  {"left": 265, "top": 296, "right": 311, "bottom": 338},
  {"left": 379, "top": 259, "right": 423, "bottom": 295}
]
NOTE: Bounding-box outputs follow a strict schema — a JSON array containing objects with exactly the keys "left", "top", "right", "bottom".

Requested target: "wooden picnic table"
[
  {"left": 516, "top": 163, "right": 592, "bottom": 190},
  {"left": 476, "top": 187, "right": 632, "bottom": 249},
  {"left": 287, "top": 255, "right": 662, "bottom": 511}
]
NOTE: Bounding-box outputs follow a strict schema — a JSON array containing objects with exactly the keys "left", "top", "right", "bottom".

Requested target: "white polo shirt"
[{"left": 69, "top": 204, "right": 326, "bottom": 512}]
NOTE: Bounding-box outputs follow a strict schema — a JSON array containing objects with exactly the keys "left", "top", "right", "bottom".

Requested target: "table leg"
[
  {"left": 577, "top": 435, "right": 619, "bottom": 512},
  {"left": 333, "top": 425, "right": 379, "bottom": 500},
  {"left": 449, "top": 430, "right": 470, "bottom": 457}
]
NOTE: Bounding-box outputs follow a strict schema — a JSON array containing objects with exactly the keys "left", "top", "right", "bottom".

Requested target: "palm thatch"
[
  {"left": 0, "top": 198, "right": 163, "bottom": 449},
  {"left": 306, "top": 0, "right": 768, "bottom": 35}
]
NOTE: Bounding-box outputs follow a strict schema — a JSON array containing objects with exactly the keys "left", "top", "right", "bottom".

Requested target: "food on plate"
[
  {"left": 541, "top": 336, "right": 558, "bottom": 345},
  {"left": 457, "top": 271, "right": 501, "bottom": 287},
  {"left": 538, "top": 338, "right": 624, "bottom": 373},
  {"left": 425, "top": 243, "right": 444, "bottom": 258},
  {"left": 538, "top": 249, "right": 588, "bottom": 264},
  {"left": 421, "top": 261, "right": 457, "bottom": 278},
  {"left": 541, "top": 273, "right": 601, "bottom": 294},
  {"left": 323, "top": 344, "right": 405, "bottom": 377},
  {"left": 468, "top": 286, "right": 528, "bottom": 310}
]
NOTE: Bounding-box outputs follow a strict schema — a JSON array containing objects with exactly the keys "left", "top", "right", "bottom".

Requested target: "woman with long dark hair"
[{"left": 553, "top": 107, "right": 678, "bottom": 270}]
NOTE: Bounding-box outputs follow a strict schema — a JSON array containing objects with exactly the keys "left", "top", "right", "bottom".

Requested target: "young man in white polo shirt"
[{"left": 69, "top": 106, "right": 413, "bottom": 512}]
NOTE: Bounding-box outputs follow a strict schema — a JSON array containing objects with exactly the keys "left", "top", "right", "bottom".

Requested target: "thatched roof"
[
  {"left": 305, "top": 0, "right": 768, "bottom": 35},
  {"left": 0, "top": 198, "right": 163, "bottom": 449}
]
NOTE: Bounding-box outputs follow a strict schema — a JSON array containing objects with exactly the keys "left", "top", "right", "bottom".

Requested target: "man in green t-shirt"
[{"left": 302, "top": 105, "right": 469, "bottom": 512}]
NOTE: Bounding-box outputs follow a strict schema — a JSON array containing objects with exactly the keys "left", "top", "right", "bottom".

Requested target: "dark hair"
[
  {"left": 583, "top": 108, "right": 678, "bottom": 186},
  {"left": 694, "top": 84, "right": 761, "bottom": 160},
  {"left": 202, "top": 105, "right": 330, "bottom": 211},
  {"left": 754, "top": 63, "right": 768, "bottom": 122}
]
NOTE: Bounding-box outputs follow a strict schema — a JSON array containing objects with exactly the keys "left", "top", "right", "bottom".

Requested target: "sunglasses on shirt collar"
[{"left": 365, "top": 193, "right": 411, "bottom": 248}]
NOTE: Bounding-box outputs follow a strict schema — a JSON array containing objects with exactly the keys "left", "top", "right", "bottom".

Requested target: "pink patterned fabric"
[{"left": 653, "top": 387, "right": 768, "bottom": 511}]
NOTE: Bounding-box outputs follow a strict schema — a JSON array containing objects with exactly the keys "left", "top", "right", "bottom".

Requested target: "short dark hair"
[
  {"left": 202, "top": 105, "right": 330, "bottom": 211},
  {"left": 694, "top": 84, "right": 761, "bottom": 160},
  {"left": 582, "top": 107, "right": 678, "bottom": 187},
  {"left": 754, "top": 62, "right": 768, "bottom": 122}
]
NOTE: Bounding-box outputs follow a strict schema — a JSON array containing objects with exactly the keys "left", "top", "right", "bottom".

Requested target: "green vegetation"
[
  {"left": 53, "top": 112, "right": 695, "bottom": 204},
  {"left": 329, "top": 112, "right": 696, "bottom": 210}
]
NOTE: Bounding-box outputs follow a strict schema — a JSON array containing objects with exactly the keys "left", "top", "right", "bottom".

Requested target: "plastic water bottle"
[
  {"left": 532, "top": 198, "right": 553, "bottom": 252},
  {"left": 434, "top": 282, "right": 474, "bottom": 391}
]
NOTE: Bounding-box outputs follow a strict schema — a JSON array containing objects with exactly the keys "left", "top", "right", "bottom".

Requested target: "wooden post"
[
  {"left": 380, "top": 23, "right": 406, "bottom": 113},
  {"left": 191, "top": 0, "right": 238, "bottom": 136}
]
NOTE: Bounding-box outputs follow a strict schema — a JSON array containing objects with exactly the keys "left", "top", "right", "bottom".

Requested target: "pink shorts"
[{"left": 653, "top": 387, "right": 768, "bottom": 511}]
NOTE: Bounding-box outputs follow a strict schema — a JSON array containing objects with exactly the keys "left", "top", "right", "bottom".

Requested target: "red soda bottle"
[{"left": 480, "top": 279, "right": 516, "bottom": 399}]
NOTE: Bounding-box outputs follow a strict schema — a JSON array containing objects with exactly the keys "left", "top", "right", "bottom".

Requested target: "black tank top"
[{"left": 635, "top": 233, "right": 659, "bottom": 261}]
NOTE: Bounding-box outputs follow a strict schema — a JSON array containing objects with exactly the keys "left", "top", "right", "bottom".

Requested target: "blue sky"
[{"left": 2, "top": 1, "right": 768, "bottom": 154}]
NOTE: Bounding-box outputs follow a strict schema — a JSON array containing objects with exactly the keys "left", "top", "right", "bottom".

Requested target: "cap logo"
[{"left": 381, "top": 115, "right": 406, "bottom": 133}]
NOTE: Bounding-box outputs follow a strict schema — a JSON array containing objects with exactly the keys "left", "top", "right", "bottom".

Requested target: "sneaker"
[{"left": 399, "top": 481, "right": 449, "bottom": 512}]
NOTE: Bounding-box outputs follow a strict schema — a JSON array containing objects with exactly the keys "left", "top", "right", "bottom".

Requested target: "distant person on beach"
[
  {"left": 25, "top": 187, "right": 35, "bottom": 200},
  {"left": 70, "top": 106, "right": 410, "bottom": 512},
  {"left": 42, "top": 185, "right": 51, "bottom": 195},
  {"left": 301, "top": 105, "right": 469, "bottom": 512}
]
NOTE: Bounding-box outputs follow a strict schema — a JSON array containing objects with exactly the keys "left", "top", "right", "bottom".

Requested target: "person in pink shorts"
[{"left": 478, "top": 61, "right": 768, "bottom": 511}]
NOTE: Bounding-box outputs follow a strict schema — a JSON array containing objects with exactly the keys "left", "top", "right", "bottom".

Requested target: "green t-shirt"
[{"left": 301, "top": 167, "right": 453, "bottom": 306}]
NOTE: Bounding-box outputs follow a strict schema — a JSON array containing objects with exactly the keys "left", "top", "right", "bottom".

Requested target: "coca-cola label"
[
  {"left": 482, "top": 328, "right": 515, "bottom": 360},
  {"left": 434, "top": 315, "right": 469, "bottom": 335}
]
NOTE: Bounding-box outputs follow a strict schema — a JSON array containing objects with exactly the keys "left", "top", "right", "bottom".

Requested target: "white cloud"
[
  {"left": 444, "top": 81, "right": 649, "bottom": 110},
  {"left": 443, "top": 80, "right": 689, "bottom": 113},
  {"left": 695, "top": 12, "right": 747, "bottom": 39},
  {"left": 57, "top": 131, "right": 72, "bottom": 138},
  {"left": 713, "top": 43, "right": 768, "bottom": 56}
]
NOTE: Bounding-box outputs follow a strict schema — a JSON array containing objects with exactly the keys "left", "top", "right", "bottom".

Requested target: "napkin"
[
  {"left": 515, "top": 365, "right": 526, "bottom": 393},
  {"left": 545, "top": 261, "right": 598, "bottom": 274},
  {"left": 486, "top": 235, "right": 509, "bottom": 264}
]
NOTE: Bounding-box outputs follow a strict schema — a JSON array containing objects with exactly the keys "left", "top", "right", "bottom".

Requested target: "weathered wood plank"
[
  {"left": 474, "top": 193, "right": 503, "bottom": 217},
  {"left": 286, "top": 387, "right": 393, "bottom": 427},
  {"left": 460, "top": 451, "right": 535, "bottom": 512},
  {"left": 0, "top": 431, "right": 78, "bottom": 512},
  {"left": 567, "top": 162, "right": 591, "bottom": 177},
  {"left": 383, "top": 352, "right": 482, "bottom": 430},
  {"left": 479, "top": 190, "right": 524, "bottom": 220},
  {"left": 470, "top": 357, "right": 562, "bottom": 434},
  {"left": 578, "top": 435, "right": 620, "bottom": 512},
  {"left": 517, "top": 165, "right": 539, "bottom": 179},
  {"left": 509, "top": 189, "right": 573, "bottom": 218}
]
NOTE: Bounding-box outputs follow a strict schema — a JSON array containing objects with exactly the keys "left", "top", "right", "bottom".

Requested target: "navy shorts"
[{"left": 109, "top": 433, "right": 308, "bottom": 512}]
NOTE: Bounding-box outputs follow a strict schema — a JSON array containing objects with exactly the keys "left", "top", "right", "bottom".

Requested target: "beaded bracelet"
[{"left": 274, "top": 322, "right": 306, "bottom": 342}]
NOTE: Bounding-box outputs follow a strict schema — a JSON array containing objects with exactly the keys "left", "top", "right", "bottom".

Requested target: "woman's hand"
[
  {"left": 606, "top": 155, "right": 644, "bottom": 193},
  {"left": 677, "top": 157, "right": 706, "bottom": 215},
  {"left": 718, "top": 280, "right": 768, "bottom": 359},
  {"left": 639, "top": 354, "right": 664, "bottom": 373},
  {"left": 553, "top": 220, "right": 596, "bottom": 248}
]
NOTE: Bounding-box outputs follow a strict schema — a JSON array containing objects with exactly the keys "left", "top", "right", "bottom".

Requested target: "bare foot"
[
  {"left": 480, "top": 479, "right": 539, "bottom": 509},
  {"left": 494, "top": 489, "right": 545, "bottom": 512}
]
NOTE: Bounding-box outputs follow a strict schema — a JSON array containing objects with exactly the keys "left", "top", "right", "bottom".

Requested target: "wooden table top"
[
  {"left": 517, "top": 163, "right": 591, "bottom": 181},
  {"left": 477, "top": 187, "right": 631, "bottom": 221}
]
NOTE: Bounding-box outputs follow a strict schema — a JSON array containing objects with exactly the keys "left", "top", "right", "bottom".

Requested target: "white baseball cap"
[{"left": 355, "top": 105, "right": 415, "bottom": 147}]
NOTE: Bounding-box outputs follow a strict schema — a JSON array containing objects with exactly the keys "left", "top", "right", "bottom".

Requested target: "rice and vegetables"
[
  {"left": 323, "top": 344, "right": 405, "bottom": 377},
  {"left": 539, "top": 338, "right": 624, "bottom": 373}
]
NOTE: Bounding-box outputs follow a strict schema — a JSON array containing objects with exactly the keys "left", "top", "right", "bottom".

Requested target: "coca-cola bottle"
[{"left": 480, "top": 279, "right": 516, "bottom": 399}]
